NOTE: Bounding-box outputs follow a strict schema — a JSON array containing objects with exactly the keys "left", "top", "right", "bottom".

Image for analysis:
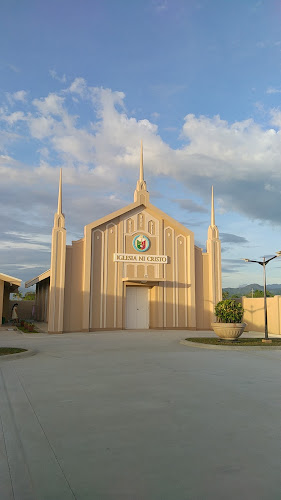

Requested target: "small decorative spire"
[
  {"left": 140, "top": 140, "right": 144, "bottom": 182},
  {"left": 57, "top": 168, "right": 62, "bottom": 215},
  {"left": 134, "top": 141, "right": 149, "bottom": 204},
  {"left": 54, "top": 168, "right": 65, "bottom": 228},
  {"left": 211, "top": 185, "right": 215, "bottom": 227},
  {"left": 207, "top": 185, "right": 219, "bottom": 240}
]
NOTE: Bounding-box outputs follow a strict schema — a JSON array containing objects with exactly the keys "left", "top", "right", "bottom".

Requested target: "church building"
[{"left": 26, "top": 145, "right": 222, "bottom": 333}]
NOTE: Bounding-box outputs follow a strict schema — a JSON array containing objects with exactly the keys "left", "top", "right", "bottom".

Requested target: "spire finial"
[
  {"left": 211, "top": 185, "right": 215, "bottom": 227},
  {"left": 57, "top": 168, "right": 62, "bottom": 215},
  {"left": 140, "top": 140, "right": 144, "bottom": 182}
]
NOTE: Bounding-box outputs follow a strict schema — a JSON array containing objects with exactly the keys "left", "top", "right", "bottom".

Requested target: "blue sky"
[{"left": 1, "top": 0, "right": 281, "bottom": 289}]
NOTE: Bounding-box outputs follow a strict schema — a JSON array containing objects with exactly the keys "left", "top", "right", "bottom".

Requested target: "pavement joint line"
[
  {"left": 15, "top": 368, "right": 77, "bottom": 500},
  {"left": 0, "top": 366, "right": 35, "bottom": 499},
  {"left": 0, "top": 387, "right": 14, "bottom": 500},
  {"left": 0, "top": 364, "right": 77, "bottom": 500}
]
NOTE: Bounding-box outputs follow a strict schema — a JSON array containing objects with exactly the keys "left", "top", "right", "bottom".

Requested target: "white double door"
[{"left": 126, "top": 286, "right": 149, "bottom": 329}]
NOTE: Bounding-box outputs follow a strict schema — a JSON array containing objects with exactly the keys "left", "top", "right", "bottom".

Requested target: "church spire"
[
  {"left": 211, "top": 185, "right": 215, "bottom": 227},
  {"left": 48, "top": 168, "right": 66, "bottom": 334},
  {"left": 54, "top": 168, "right": 65, "bottom": 229},
  {"left": 57, "top": 168, "right": 62, "bottom": 215},
  {"left": 206, "top": 184, "right": 222, "bottom": 318},
  {"left": 134, "top": 141, "right": 149, "bottom": 204},
  {"left": 140, "top": 140, "right": 144, "bottom": 182},
  {"left": 208, "top": 185, "right": 218, "bottom": 238}
]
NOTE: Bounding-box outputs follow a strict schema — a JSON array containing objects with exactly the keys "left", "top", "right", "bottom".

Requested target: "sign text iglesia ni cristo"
[{"left": 113, "top": 253, "right": 168, "bottom": 263}]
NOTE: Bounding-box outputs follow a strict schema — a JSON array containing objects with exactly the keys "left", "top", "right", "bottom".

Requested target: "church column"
[
  {"left": 48, "top": 169, "right": 66, "bottom": 334},
  {"left": 206, "top": 186, "right": 222, "bottom": 320}
]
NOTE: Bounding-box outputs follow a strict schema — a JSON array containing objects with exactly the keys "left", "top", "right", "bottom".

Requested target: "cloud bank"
[{"left": 1, "top": 76, "right": 281, "bottom": 283}]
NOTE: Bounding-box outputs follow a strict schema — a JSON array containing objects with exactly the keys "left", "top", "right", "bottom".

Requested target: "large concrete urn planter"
[
  {"left": 213, "top": 299, "right": 245, "bottom": 341},
  {"left": 211, "top": 322, "right": 246, "bottom": 341}
]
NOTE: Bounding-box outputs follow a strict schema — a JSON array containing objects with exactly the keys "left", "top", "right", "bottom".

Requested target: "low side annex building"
[{"left": 26, "top": 146, "right": 222, "bottom": 333}]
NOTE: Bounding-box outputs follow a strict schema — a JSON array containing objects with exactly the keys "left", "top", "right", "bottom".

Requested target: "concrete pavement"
[{"left": 0, "top": 328, "right": 281, "bottom": 499}]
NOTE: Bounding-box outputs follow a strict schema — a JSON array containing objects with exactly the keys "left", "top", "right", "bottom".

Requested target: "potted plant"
[{"left": 211, "top": 299, "right": 246, "bottom": 340}]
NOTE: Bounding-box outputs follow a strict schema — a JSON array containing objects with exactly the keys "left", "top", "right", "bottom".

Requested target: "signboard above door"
[{"left": 114, "top": 253, "right": 168, "bottom": 263}]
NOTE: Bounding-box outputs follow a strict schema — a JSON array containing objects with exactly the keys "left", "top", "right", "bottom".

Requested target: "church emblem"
[{"left": 133, "top": 234, "right": 150, "bottom": 252}]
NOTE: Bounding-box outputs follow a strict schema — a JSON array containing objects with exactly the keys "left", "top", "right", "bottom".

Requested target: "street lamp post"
[{"left": 242, "top": 252, "right": 281, "bottom": 341}]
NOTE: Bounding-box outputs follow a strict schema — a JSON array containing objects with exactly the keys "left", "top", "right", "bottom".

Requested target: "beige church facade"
[{"left": 26, "top": 146, "right": 222, "bottom": 333}]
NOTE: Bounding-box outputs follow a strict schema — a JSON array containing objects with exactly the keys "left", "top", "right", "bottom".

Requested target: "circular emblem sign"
[{"left": 133, "top": 234, "right": 150, "bottom": 252}]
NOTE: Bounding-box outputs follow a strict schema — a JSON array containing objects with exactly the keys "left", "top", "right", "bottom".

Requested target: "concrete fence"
[
  {"left": 8, "top": 300, "right": 35, "bottom": 322},
  {"left": 242, "top": 296, "right": 281, "bottom": 335}
]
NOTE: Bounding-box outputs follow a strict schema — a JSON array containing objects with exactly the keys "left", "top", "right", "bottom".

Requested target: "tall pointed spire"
[
  {"left": 54, "top": 168, "right": 65, "bottom": 229},
  {"left": 208, "top": 185, "right": 218, "bottom": 237},
  {"left": 206, "top": 184, "right": 222, "bottom": 320},
  {"left": 49, "top": 167, "right": 66, "bottom": 334},
  {"left": 211, "top": 185, "right": 215, "bottom": 227},
  {"left": 57, "top": 168, "right": 62, "bottom": 215},
  {"left": 140, "top": 140, "right": 144, "bottom": 182},
  {"left": 134, "top": 141, "right": 149, "bottom": 204}
]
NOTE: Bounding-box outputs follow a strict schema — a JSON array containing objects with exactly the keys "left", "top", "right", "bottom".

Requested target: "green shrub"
[{"left": 215, "top": 299, "right": 244, "bottom": 323}]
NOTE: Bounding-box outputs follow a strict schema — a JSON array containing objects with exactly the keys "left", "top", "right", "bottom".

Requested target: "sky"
[{"left": 1, "top": 0, "right": 281, "bottom": 290}]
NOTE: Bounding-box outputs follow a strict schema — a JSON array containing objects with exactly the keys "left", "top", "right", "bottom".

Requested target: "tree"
[
  {"left": 24, "top": 292, "right": 36, "bottom": 301},
  {"left": 246, "top": 289, "right": 274, "bottom": 298},
  {"left": 12, "top": 291, "right": 23, "bottom": 300},
  {"left": 222, "top": 291, "right": 229, "bottom": 300}
]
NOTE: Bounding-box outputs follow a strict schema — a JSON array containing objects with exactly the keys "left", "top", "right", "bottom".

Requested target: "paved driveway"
[{"left": 1, "top": 329, "right": 281, "bottom": 500}]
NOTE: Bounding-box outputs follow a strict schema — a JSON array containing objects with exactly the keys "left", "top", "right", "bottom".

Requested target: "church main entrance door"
[{"left": 126, "top": 286, "right": 149, "bottom": 329}]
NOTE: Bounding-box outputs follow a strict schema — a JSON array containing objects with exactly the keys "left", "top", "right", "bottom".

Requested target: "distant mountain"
[{"left": 223, "top": 284, "right": 281, "bottom": 297}]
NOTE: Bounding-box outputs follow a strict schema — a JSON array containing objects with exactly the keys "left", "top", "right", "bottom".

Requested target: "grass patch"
[
  {"left": 0, "top": 347, "right": 27, "bottom": 356},
  {"left": 17, "top": 326, "right": 39, "bottom": 334},
  {"left": 186, "top": 337, "right": 281, "bottom": 346}
]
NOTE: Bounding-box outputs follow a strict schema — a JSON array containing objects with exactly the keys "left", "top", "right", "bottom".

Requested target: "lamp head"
[
  {"left": 276, "top": 251, "right": 281, "bottom": 257},
  {"left": 242, "top": 258, "right": 250, "bottom": 262}
]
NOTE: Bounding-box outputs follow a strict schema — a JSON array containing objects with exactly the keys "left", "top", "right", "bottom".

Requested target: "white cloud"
[
  {"left": 32, "top": 93, "right": 65, "bottom": 116},
  {"left": 6, "top": 90, "right": 27, "bottom": 105},
  {"left": 5, "top": 231, "right": 51, "bottom": 245},
  {"left": 0, "top": 130, "right": 21, "bottom": 153},
  {"left": 151, "top": 112, "right": 160, "bottom": 120},
  {"left": 269, "top": 108, "right": 281, "bottom": 128},
  {"left": 2, "top": 77, "right": 281, "bottom": 238},
  {"left": 67, "top": 77, "right": 87, "bottom": 97},
  {"left": 175, "top": 199, "right": 208, "bottom": 213},
  {"left": 256, "top": 41, "right": 266, "bottom": 48},
  {"left": 0, "top": 240, "right": 50, "bottom": 251},
  {"left": 7, "top": 64, "right": 20, "bottom": 73},
  {"left": 153, "top": 0, "right": 168, "bottom": 12},
  {"left": 0, "top": 263, "right": 47, "bottom": 270},
  {"left": 49, "top": 69, "right": 67, "bottom": 83},
  {"left": 266, "top": 87, "right": 281, "bottom": 95},
  {"left": 0, "top": 111, "right": 26, "bottom": 125},
  {"left": 4, "top": 76, "right": 281, "bottom": 286}
]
